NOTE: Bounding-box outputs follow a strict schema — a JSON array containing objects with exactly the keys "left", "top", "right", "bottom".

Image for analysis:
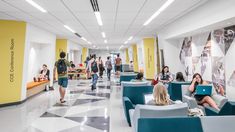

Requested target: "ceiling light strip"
[
  {"left": 102, "top": 32, "right": 106, "bottom": 38},
  {"left": 25, "top": 0, "right": 47, "bottom": 13},
  {"left": 143, "top": 0, "right": 174, "bottom": 26},
  {"left": 64, "top": 25, "right": 75, "bottom": 33}
]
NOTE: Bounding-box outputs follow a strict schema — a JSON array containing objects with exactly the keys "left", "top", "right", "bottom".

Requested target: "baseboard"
[{"left": 0, "top": 98, "right": 27, "bottom": 108}]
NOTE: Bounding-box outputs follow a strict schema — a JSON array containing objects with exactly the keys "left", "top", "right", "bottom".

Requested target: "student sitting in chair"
[
  {"left": 147, "top": 83, "right": 173, "bottom": 106},
  {"left": 131, "top": 72, "right": 146, "bottom": 82},
  {"left": 34, "top": 64, "right": 50, "bottom": 82},
  {"left": 188, "top": 73, "right": 219, "bottom": 110}
]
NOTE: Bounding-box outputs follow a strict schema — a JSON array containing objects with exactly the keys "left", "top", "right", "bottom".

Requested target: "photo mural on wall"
[
  {"left": 179, "top": 37, "right": 192, "bottom": 80},
  {"left": 201, "top": 34, "right": 212, "bottom": 79},
  {"left": 211, "top": 57, "right": 225, "bottom": 96},
  {"left": 224, "top": 25, "right": 235, "bottom": 54}
]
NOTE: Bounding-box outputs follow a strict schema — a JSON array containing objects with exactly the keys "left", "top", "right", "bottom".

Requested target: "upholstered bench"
[{"left": 26, "top": 80, "right": 50, "bottom": 98}]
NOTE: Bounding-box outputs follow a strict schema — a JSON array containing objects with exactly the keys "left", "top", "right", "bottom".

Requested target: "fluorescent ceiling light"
[
  {"left": 128, "top": 36, "right": 133, "bottom": 41},
  {"left": 87, "top": 41, "right": 92, "bottom": 45},
  {"left": 25, "top": 0, "right": 47, "bottom": 13},
  {"left": 64, "top": 25, "right": 75, "bottom": 33},
  {"left": 143, "top": 0, "right": 174, "bottom": 26},
  {"left": 81, "top": 37, "right": 87, "bottom": 41},
  {"left": 124, "top": 41, "right": 128, "bottom": 44},
  {"left": 119, "top": 45, "right": 124, "bottom": 50},
  {"left": 104, "top": 40, "right": 107, "bottom": 43},
  {"left": 101, "top": 32, "right": 106, "bottom": 38},
  {"left": 94, "top": 12, "right": 103, "bottom": 26}
]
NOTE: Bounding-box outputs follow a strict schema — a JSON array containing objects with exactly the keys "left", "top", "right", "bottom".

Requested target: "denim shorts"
[{"left": 58, "top": 77, "right": 68, "bottom": 88}]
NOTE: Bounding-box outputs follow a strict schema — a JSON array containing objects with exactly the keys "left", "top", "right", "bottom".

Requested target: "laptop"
[
  {"left": 195, "top": 85, "right": 212, "bottom": 96},
  {"left": 143, "top": 93, "right": 153, "bottom": 104}
]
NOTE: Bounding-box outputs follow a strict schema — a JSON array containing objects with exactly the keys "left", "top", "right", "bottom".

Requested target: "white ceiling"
[{"left": 0, "top": 0, "right": 208, "bottom": 49}]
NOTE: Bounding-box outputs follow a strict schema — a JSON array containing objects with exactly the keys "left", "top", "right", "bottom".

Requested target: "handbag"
[{"left": 151, "top": 78, "right": 158, "bottom": 85}]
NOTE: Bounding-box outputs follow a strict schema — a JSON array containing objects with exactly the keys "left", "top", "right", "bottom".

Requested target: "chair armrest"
[
  {"left": 183, "top": 95, "right": 198, "bottom": 109},
  {"left": 123, "top": 97, "right": 135, "bottom": 126},
  {"left": 211, "top": 94, "right": 228, "bottom": 108},
  {"left": 205, "top": 105, "right": 219, "bottom": 116}
]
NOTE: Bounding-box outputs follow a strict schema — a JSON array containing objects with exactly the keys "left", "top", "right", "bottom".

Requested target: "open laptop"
[
  {"left": 195, "top": 85, "right": 212, "bottom": 96},
  {"left": 143, "top": 93, "right": 153, "bottom": 104}
]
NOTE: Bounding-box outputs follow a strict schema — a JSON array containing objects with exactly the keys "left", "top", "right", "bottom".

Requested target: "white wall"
[
  {"left": 67, "top": 40, "right": 82, "bottom": 65},
  {"left": 22, "top": 24, "right": 56, "bottom": 100},
  {"left": 160, "top": 0, "right": 235, "bottom": 39}
]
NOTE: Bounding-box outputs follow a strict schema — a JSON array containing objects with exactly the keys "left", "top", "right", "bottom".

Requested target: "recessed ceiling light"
[
  {"left": 87, "top": 41, "right": 92, "bottom": 45},
  {"left": 104, "top": 40, "right": 107, "bottom": 43},
  {"left": 101, "top": 32, "right": 106, "bottom": 38},
  {"left": 143, "top": 0, "right": 174, "bottom": 26},
  {"left": 93, "top": 45, "right": 96, "bottom": 48},
  {"left": 64, "top": 25, "right": 75, "bottom": 33},
  {"left": 81, "top": 37, "right": 87, "bottom": 41},
  {"left": 25, "top": 0, "right": 47, "bottom": 13},
  {"left": 124, "top": 41, "right": 128, "bottom": 44},
  {"left": 94, "top": 12, "right": 103, "bottom": 26},
  {"left": 128, "top": 36, "right": 133, "bottom": 41}
]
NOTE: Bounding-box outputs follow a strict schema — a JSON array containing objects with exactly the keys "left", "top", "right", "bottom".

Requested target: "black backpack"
[
  {"left": 91, "top": 60, "right": 98, "bottom": 73},
  {"left": 57, "top": 59, "right": 67, "bottom": 74}
]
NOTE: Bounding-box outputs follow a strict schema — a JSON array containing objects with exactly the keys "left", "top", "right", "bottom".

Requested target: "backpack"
[
  {"left": 91, "top": 60, "right": 98, "bottom": 73},
  {"left": 57, "top": 59, "right": 67, "bottom": 74}
]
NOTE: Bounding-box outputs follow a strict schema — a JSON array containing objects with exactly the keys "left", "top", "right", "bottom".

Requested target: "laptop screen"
[
  {"left": 195, "top": 85, "right": 212, "bottom": 95},
  {"left": 143, "top": 93, "right": 153, "bottom": 104}
]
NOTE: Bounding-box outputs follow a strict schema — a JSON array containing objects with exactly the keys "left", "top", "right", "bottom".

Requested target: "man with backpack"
[
  {"left": 105, "top": 56, "right": 112, "bottom": 81},
  {"left": 89, "top": 54, "right": 98, "bottom": 91},
  {"left": 55, "top": 52, "right": 70, "bottom": 103}
]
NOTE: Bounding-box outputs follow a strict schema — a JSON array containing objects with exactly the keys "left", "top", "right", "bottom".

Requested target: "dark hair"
[
  {"left": 161, "top": 66, "right": 169, "bottom": 75},
  {"left": 43, "top": 64, "right": 47, "bottom": 67},
  {"left": 136, "top": 72, "right": 144, "bottom": 80},
  {"left": 92, "top": 54, "right": 96, "bottom": 59},
  {"left": 176, "top": 72, "right": 185, "bottom": 82},
  {"left": 60, "top": 52, "right": 66, "bottom": 58},
  {"left": 117, "top": 54, "right": 120, "bottom": 57},
  {"left": 99, "top": 57, "right": 101, "bottom": 60},
  {"left": 191, "top": 73, "right": 203, "bottom": 86},
  {"left": 107, "top": 56, "right": 110, "bottom": 60}
]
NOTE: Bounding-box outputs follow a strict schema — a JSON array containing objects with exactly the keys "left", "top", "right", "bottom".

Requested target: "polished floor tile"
[{"left": 0, "top": 75, "right": 131, "bottom": 132}]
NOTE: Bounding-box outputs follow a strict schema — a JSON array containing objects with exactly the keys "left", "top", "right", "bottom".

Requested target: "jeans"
[
  {"left": 92, "top": 73, "right": 98, "bottom": 89},
  {"left": 107, "top": 69, "right": 111, "bottom": 80}
]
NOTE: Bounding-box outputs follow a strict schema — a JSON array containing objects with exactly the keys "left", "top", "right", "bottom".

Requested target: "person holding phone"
[
  {"left": 158, "top": 66, "right": 173, "bottom": 87},
  {"left": 188, "top": 73, "right": 219, "bottom": 110}
]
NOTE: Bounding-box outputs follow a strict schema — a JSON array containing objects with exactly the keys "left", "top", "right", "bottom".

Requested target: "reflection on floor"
[{"left": 0, "top": 75, "right": 131, "bottom": 132}]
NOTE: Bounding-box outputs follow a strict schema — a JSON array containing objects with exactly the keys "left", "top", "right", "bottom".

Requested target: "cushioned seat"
[
  {"left": 205, "top": 101, "right": 235, "bottom": 116},
  {"left": 168, "top": 81, "right": 191, "bottom": 101},
  {"left": 27, "top": 80, "right": 49, "bottom": 90},
  {"left": 137, "top": 117, "right": 203, "bottom": 132},
  {"left": 130, "top": 103, "right": 189, "bottom": 132},
  {"left": 122, "top": 85, "right": 153, "bottom": 126},
  {"left": 120, "top": 73, "right": 137, "bottom": 83}
]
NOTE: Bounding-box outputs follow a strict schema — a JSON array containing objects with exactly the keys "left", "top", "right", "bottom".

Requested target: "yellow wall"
[
  {"left": 126, "top": 48, "right": 129, "bottom": 64},
  {"left": 132, "top": 44, "right": 139, "bottom": 72},
  {"left": 82, "top": 47, "right": 88, "bottom": 65},
  {"left": 0, "top": 20, "right": 26, "bottom": 104},
  {"left": 143, "top": 38, "right": 155, "bottom": 79},
  {"left": 56, "top": 39, "right": 67, "bottom": 60}
]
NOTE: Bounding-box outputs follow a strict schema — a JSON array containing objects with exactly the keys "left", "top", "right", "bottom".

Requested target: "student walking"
[
  {"left": 55, "top": 52, "right": 70, "bottom": 103},
  {"left": 105, "top": 56, "right": 112, "bottom": 81},
  {"left": 89, "top": 54, "right": 99, "bottom": 91}
]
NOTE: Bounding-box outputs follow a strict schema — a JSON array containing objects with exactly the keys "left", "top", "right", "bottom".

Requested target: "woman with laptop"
[{"left": 189, "top": 73, "right": 219, "bottom": 110}]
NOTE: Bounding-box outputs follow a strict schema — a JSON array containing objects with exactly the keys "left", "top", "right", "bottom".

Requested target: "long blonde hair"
[{"left": 153, "top": 83, "right": 169, "bottom": 105}]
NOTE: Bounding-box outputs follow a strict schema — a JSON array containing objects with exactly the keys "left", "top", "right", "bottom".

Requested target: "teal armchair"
[
  {"left": 122, "top": 85, "right": 153, "bottom": 126},
  {"left": 205, "top": 101, "right": 235, "bottom": 116}
]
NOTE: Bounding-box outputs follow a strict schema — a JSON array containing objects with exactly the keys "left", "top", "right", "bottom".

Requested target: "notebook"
[
  {"left": 195, "top": 85, "right": 212, "bottom": 96},
  {"left": 143, "top": 93, "right": 153, "bottom": 104}
]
